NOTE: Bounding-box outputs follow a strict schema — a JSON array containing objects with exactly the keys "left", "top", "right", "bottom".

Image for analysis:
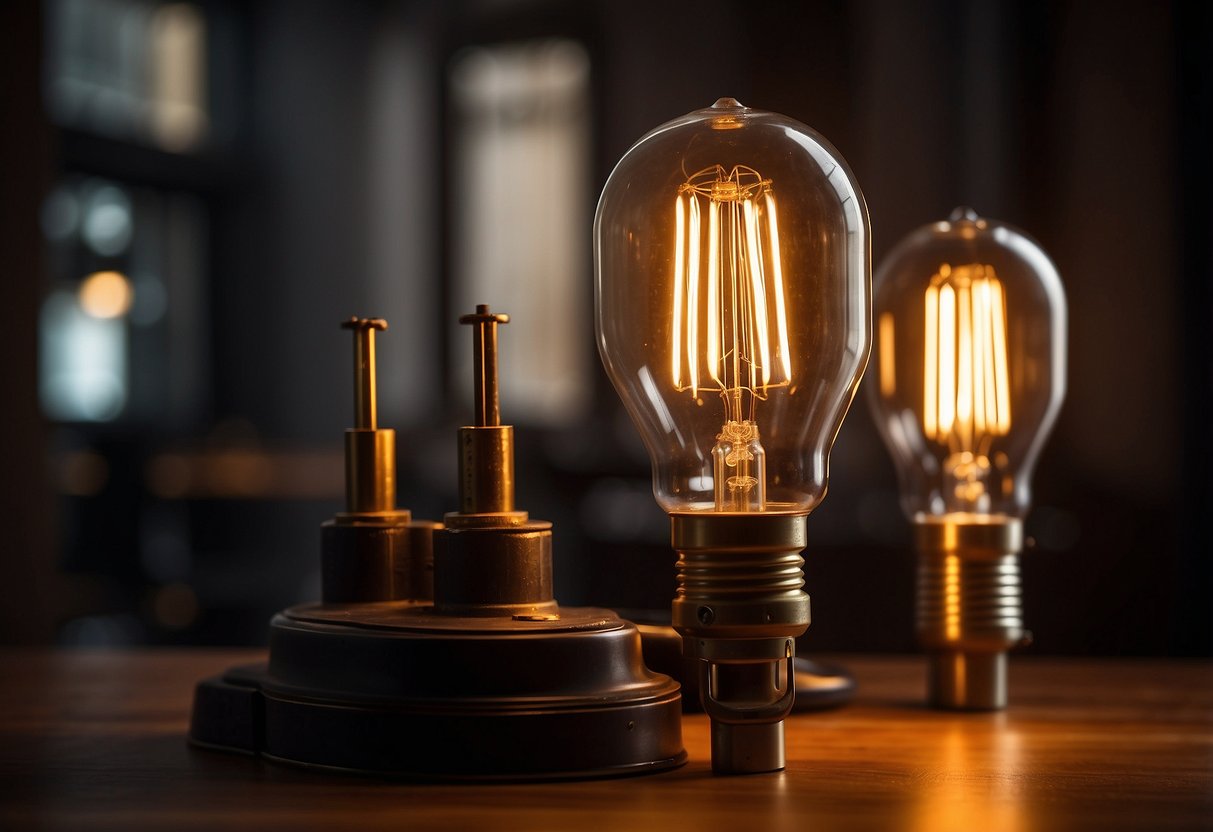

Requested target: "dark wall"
[
  {"left": 0, "top": 2, "right": 59, "bottom": 643},
  {"left": 1, "top": 0, "right": 1209, "bottom": 656}
]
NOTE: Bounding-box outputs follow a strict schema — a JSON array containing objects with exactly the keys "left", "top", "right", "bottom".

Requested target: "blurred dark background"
[{"left": 1, "top": 0, "right": 1210, "bottom": 656}]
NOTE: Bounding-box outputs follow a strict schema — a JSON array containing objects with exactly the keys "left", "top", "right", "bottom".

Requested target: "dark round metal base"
[{"left": 190, "top": 602, "right": 685, "bottom": 781}]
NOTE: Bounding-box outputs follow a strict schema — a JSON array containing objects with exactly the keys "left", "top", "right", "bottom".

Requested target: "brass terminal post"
[
  {"left": 339, "top": 317, "right": 395, "bottom": 516},
  {"left": 446, "top": 305, "right": 525, "bottom": 525},
  {"left": 460, "top": 304, "right": 507, "bottom": 428},
  {"left": 435, "top": 304, "right": 554, "bottom": 618},
  {"left": 320, "top": 316, "right": 427, "bottom": 604},
  {"left": 343, "top": 316, "right": 386, "bottom": 432}
]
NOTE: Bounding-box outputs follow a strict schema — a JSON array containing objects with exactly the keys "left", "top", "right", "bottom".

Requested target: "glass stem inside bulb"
[{"left": 712, "top": 387, "right": 766, "bottom": 511}]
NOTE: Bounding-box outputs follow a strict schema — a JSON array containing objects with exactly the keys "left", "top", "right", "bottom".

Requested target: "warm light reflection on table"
[
  {"left": 911, "top": 719, "right": 1025, "bottom": 832},
  {"left": 1, "top": 651, "right": 1209, "bottom": 831}
]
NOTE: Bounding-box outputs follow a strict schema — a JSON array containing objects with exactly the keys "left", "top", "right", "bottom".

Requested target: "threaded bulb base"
[{"left": 914, "top": 519, "right": 1024, "bottom": 710}]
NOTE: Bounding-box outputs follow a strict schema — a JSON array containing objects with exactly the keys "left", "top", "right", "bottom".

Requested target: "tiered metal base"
[{"left": 190, "top": 602, "right": 685, "bottom": 780}]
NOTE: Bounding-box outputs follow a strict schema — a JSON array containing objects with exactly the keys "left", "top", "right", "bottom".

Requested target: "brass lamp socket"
[
  {"left": 914, "top": 518, "right": 1024, "bottom": 710},
  {"left": 670, "top": 512, "right": 810, "bottom": 774}
]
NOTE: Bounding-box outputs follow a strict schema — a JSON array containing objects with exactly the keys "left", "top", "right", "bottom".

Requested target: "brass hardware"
[
  {"left": 670, "top": 512, "right": 810, "bottom": 774},
  {"left": 915, "top": 518, "right": 1024, "bottom": 710},
  {"left": 191, "top": 307, "right": 685, "bottom": 780},
  {"left": 342, "top": 430, "right": 396, "bottom": 516},
  {"left": 322, "top": 316, "right": 419, "bottom": 604},
  {"left": 436, "top": 304, "right": 551, "bottom": 615},
  {"left": 458, "top": 304, "right": 508, "bottom": 428},
  {"left": 455, "top": 426, "right": 519, "bottom": 520},
  {"left": 434, "top": 523, "right": 559, "bottom": 617},
  {"left": 445, "top": 305, "right": 526, "bottom": 527},
  {"left": 341, "top": 316, "right": 387, "bottom": 430},
  {"left": 338, "top": 317, "right": 397, "bottom": 516}
]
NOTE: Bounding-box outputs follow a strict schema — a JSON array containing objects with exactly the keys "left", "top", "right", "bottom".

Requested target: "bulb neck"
[
  {"left": 914, "top": 518, "right": 1024, "bottom": 710},
  {"left": 670, "top": 512, "right": 810, "bottom": 774}
]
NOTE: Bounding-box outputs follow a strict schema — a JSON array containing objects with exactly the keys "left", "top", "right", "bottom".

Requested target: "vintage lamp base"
[{"left": 190, "top": 602, "right": 685, "bottom": 781}]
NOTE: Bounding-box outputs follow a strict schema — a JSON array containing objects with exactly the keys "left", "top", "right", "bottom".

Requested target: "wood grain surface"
[{"left": 1, "top": 649, "right": 1209, "bottom": 831}]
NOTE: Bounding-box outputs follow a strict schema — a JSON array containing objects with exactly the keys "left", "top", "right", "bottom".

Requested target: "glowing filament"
[
  {"left": 878, "top": 312, "right": 896, "bottom": 397},
  {"left": 670, "top": 165, "right": 792, "bottom": 511},
  {"left": 670, "top": 165, "right": 793, "bottom": 401},
  {"left": 923, "top": 264, "right": 1012, "bottom": 449}
]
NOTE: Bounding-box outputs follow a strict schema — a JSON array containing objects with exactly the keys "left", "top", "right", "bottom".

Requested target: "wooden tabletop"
[{"left": 1, "top": 649, "right": 1210, "bottom": 831}]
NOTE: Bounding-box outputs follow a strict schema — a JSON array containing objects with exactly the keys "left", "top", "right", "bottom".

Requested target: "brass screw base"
[
  {"left": 915, "top": 518, "right": 1024, "bottom": 711},
  {"left": 670, "top": 512, "right": 810, "bottom": 774}
]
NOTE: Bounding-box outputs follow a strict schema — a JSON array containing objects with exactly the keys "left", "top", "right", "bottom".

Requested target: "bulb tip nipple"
[
  {"left": 948, "top": 206, "right": 981, "bottom": 224},
  {"left": 711, "top": 97, "right": 746, "bottom": 110}
]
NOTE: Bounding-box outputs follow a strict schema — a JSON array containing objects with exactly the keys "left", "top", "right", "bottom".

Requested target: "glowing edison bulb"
[
  {"left": 868, "top": 208, "right": 1066, "bottom": 709},
  {"left": 919, "top": 263, "right": 1013, "bottom": 511},
  {"left": 596, "top": 99, "right": 869, "bottom": 773},
  {"left": 598, "top": 99, "right": 869, "bottom": 519},
  {"left": 671, "top": 164, "right": 793, "bottom": 511}
]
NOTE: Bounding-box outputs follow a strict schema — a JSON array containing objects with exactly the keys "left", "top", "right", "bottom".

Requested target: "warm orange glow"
[
  {"left": 669, "top": 164, "right": 794, "bottom": 512},
  {"left": 686, "top": 197, "right": 702, "bottom": 394},
  {"left": 923, "top": 264, "right": 1011, "bottom": 447},
  {"left": 944, "top": 554, "right": 961, "bottom": 641},
  {"left": 672, "top": 194, "right": 686, "bottom": 390},
  {"left": 764, "top": 192, "right": 792, "bottom": 381},
  {"left": 78, "top": 270, "right": 134, "bottom": 319},
  {"left": 937, "top": 283, "right": 957, "bottom": 436},
  {"left": 705, "top": 199, "right": 721, "bottom": 389},
  {"left": 670, "top": 165, "right": 792, "bottom": 400},
  {"left": 913, "top": 724, "right": 1026, "bottom": 832},
  {"left": 879, "top": 312, "right": 896, "bottom": 396},
  {"left": 924, "top": 284, "right": 938, "bottom": 437}
]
